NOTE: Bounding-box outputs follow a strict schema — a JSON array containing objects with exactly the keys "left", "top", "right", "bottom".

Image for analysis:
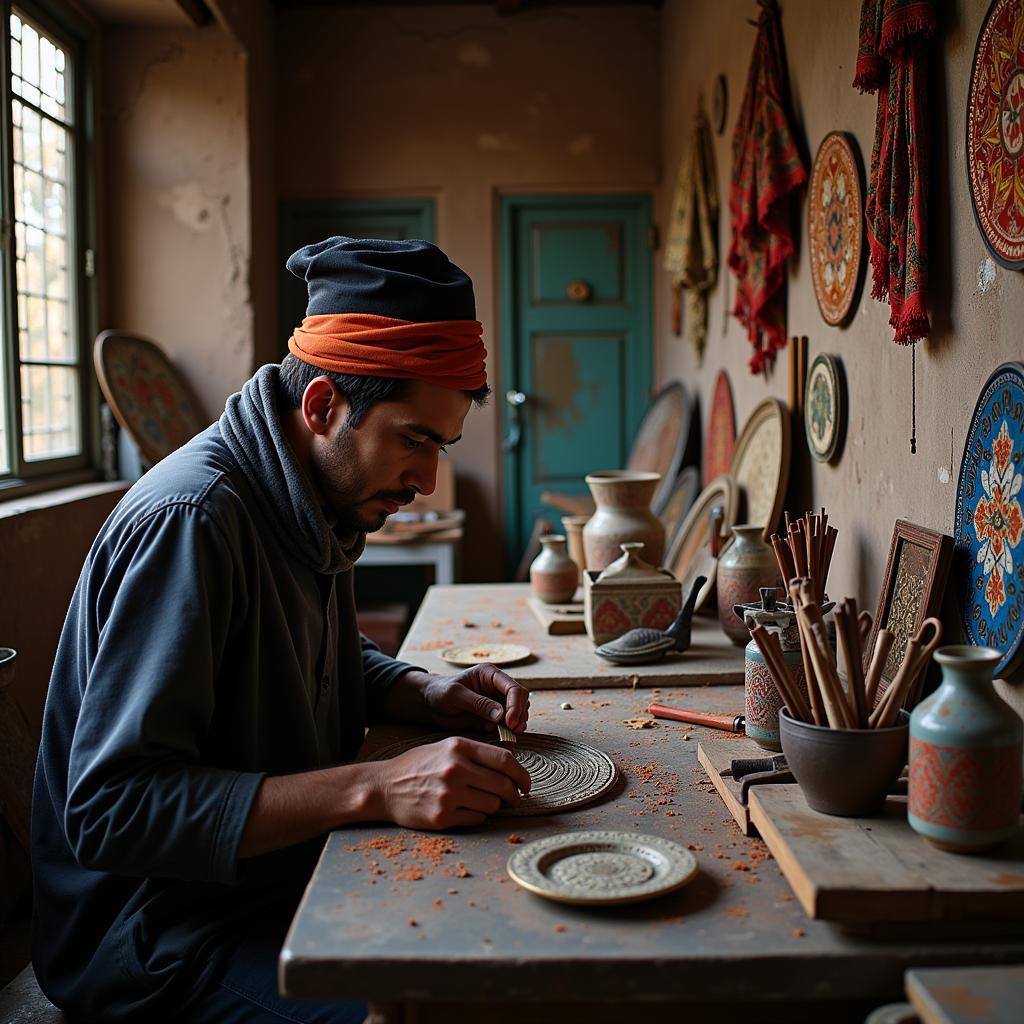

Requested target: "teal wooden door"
[
  {"left": 501, "top": 195, "right": 653, "bottom": 565},
  {"left": 278, "top": 199, "right": 435, "bottom": 354}
]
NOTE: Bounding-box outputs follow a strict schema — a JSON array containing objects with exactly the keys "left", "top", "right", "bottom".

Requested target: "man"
[{"left": 32, "top": 237, "right": 531, "bottom": 1023}]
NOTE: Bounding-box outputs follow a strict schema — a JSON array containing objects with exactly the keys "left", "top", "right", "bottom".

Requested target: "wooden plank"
[
  {"left": 696, "top": 738, "right": 768, "bottom": 836},
  {"left": 749, "top": 786, "right": 1024, "bottom": 924},
  {"left": 906, "top": 965, "right": 1024, "bottom": 1024},
  {"left": 526, "top": 595, "right": 587, "bottom": 635},
  {"left": 399, "top": 583, "right": 745, "bottom": 689}
]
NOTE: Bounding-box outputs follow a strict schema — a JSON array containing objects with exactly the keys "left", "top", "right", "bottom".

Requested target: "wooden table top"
[
  {"left": 397, "top": 582, "right": 745, "bottom": 689},
  {"left": 280, "top": 685, "right": 1024, "bottom": 1006},
  {"left": 906, "top": 965, "right": 1024, "bottom": 1024}
]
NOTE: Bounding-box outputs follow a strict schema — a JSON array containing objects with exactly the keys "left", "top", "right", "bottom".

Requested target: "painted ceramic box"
[{"left": 583, "top": 542, "right": 682, "bottom": 646}]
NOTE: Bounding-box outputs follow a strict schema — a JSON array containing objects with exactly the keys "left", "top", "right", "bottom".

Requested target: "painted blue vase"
[{"left": 908, "top": 646, "right": 1023, "bottom": 852}]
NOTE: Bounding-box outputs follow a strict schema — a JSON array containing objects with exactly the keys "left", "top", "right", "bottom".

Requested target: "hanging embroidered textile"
[
  {"left": 664, "top": 100, "right": 719, "bottom": 363},
  {"left": 728, "top": 0, "right": 807, "bottom": 376},
  {"left": 854, "top": 0, "right": 935, "bottom": 345}
]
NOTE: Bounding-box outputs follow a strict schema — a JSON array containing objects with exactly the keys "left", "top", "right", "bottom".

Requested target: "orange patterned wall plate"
[
  {"left": 967, "top": 0, "right": 1024, "bottom": 269},
  {"left": 703, "top": 369, "right": 736, "bottom": 485},
  {"left": 807, "top": 132, "right": 864, "bottom": 326}
]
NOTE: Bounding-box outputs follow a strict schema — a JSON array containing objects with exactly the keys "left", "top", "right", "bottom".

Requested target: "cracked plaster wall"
[
  {"left": 102, "top": 24, "right": 252, "bottom": 419},
  {"left": 657, "top": 0, "right": 1024, "bottom": 724},
  {"left": 276, "top": 5, "right": 660, "bottom": 581}
]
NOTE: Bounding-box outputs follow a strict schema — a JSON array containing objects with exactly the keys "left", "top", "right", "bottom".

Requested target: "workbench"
[{"left": 280, "top": 685, "right": 1024, "bottom": 1024}]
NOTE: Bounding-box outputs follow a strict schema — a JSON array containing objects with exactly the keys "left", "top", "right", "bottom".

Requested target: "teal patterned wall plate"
[
  {"left": 803, "top": 353, "right": 845, "bottom": 463},
  {"left": 954, "top": 362, "right": 1024, "bottom": 680}
]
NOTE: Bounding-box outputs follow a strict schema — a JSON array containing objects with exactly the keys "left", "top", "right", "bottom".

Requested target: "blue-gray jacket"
[{"left": 31, "top": 365, "right": 416, "bottom": 1021}]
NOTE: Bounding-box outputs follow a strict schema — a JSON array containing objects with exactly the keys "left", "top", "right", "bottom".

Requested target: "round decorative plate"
[
  {"left": 967, "top": 0, "right": 1024, "bottom": 268},
  {"left": 804, "top": 353, "right": 846, "bottom": 463},
  {"left": 808, "top": 132, "right": 864, "bottom": 326},
  {"left": 368, "top": 733, "right": 619, "bottom": 817},
  {"left": 506, "top": 830, "right": 698, "bottom": 906},
  {"left": 626, "top": 381, "right": 695, "bottom": 516},
  {"left": 665, "top": 474, "right": 738, "bottom": 611},
  {"left": 659, "top": 466, "right": 701, "bottom": 553},
  {"left": 712, "top": 74, "right": 728, "bottom": 135},
  {"left": 439, "top": 643, "right": 532, "bottom": 667},
  {"left": 953, "top": 362, "right": 1024, "bottom": 680},
  {"left": 703, "top": 369, "right": 736, "bottom": 484},
  {"left": 728, "top": 398, "right": 791, "bottom": 537}
]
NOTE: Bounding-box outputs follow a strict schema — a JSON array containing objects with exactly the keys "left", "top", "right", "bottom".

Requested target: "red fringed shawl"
[
  {"left": 728, "top": 0, "right": 808, "bottom": 376},
  {"left": 855, "top": 0, "right": 935, "bottom": 345}
]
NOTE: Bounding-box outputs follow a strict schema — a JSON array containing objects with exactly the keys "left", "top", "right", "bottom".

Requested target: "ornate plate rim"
[
  {"left": 953, "top": 360, "right": 1024, "bottom": 680},
  {"left": 506, "top": 829, "right": 699, "bottom": 906},
  {"left": 727, "top": 398, "right": 791, "bottom": 538},
  {"left": 665, "top": 474, "right": 738, "bottom": 610},
  {"left": 439, "top": 643, "right": 533, "bottom": 667},
  {"left": 807, "top": 130, "right": 865, "bottom": 327},
  {"left": 966, "top": 0, "right": 1024, "bottom": 271},
  {"left": 803, "top": 353, "right": 845, "bottom": 464}
]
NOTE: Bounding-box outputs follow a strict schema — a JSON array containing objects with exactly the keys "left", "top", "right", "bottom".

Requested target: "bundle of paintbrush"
[
  {"left": 750, "top": 577, "right": 943, "bottom": 730},
  {"left": 770, "top": 509, "right": 837, "bottom": 604}
]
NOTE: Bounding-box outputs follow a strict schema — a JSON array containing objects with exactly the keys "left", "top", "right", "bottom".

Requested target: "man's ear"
[{"left": 301, "top": 376, "right": 349, "bottom": 436}]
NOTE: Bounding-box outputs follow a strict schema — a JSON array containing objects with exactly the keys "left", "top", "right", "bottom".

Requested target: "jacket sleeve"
[
  {"left": 360, "top": 634, "right": 424, "bottom": 723},
  {"left": 63, "top": 502, "right": 263, "bottom": 884}
]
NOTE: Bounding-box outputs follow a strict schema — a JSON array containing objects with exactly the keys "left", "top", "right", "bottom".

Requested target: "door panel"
[
  {"left": 278, "top": 199, "right": 435, "bottom": 354},
  {"left": 502, "top": 195, "right": 653, "bottom": 565}
]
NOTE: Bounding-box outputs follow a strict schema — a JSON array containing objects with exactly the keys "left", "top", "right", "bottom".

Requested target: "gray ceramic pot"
[{"left": 779, "top": 707, "right": 909, "bottom": 817}]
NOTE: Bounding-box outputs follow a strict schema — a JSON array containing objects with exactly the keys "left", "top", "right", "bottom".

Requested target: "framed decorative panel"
[
  {"left": 954, "top": 361, "right": 1024, "bottom": 679},
  {"left": 867, "top": 520, "right": 954, "bottom": 704}
]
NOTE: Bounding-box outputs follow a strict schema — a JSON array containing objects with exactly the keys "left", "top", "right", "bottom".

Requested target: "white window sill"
[{"left": 0, "top": 480, "right": 129, "bottom": 520}]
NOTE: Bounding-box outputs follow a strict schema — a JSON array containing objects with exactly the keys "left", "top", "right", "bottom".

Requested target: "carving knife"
[{"left": 646, "top": 702, "right": 745, "bottom": 733}]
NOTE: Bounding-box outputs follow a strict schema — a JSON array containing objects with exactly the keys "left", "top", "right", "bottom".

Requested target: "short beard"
[{"left": 308, "top": 423, "right": 384, "bottom": 535}]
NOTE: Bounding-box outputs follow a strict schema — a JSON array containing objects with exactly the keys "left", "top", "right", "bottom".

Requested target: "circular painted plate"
[
  {"left": 369, "top": 733, "right": 619, "bottom": 817},
  {"left": 967, "top": 0, "right": 1024, "bottom": 269},
  {"left": 665, "top": 474, "right": 738, "bottom": 611},
  {"left": 954, "top": 362, "right": 1024, "bottom": 680},
  {"left": 626, "top": 381, "right": 695, "bottom": 516},
  {"left": 439, "top": 643, "right": 532, "bottom": 667},
  {"left": 507, "top": 830, "right": 698, "bottom": 906},
  {"left": 804, "top": 354, "right": 846, "bottom": 463},
  {"left": 712, "top": 74, "right": 728, "bottom": 135},
  {"left": 703, "top": 369, "right": 736, "bottom": 484},
  {"left": 659, "top": 465, "right": 701, "bottom": 554},
  {"left": 728, "top": 398, "right": 791, "bottom": 537},
  {"left": 808, "top": 132, "right": 864, "bottom": 326}
]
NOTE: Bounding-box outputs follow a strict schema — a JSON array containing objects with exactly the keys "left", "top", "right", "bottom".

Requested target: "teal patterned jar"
[{"left": 908, "top": 646, "right": 1023, "bottom": 852}]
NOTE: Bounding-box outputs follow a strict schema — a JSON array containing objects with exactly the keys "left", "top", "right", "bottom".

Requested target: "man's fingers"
[
  {"left": 459, "top": 738, "right": 532, "bottom": 794},
  {"left": 471, "top": 664, "right": 531, "bottom": 731},
  {"left": 462, "top": 763, "right": 524, "bottom": 807},
  {"left": 447, "top": 808, "right": 488, "bottom": 829}
]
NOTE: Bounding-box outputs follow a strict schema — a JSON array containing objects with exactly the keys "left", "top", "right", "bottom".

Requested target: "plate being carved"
[
  {"left": 366, "top": 732, "right": 619, "bottom": 817},
  {"left": 507, "top": 830, "right": 699, "bottom": 905}
]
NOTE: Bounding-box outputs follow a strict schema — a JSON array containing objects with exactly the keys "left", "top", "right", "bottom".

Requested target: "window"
[{"left": 0, "top": 2, "right": 95, "bottom": 490}]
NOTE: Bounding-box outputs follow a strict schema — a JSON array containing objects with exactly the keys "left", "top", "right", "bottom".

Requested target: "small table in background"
[{"left": 360, "top": 528, "right": 463, "bottom": 586}]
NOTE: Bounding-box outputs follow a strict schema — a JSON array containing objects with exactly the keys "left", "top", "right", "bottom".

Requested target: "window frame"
[{"left": 0, "top": 0, "right": 98, "bottom": 497}]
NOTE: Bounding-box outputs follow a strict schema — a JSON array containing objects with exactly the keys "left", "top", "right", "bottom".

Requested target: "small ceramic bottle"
[
  {"left": 716, "top": 524, "right": 782, "bottom": 645},
  {"left": 529, "top": 534, "right": 579, "bottom": 604},
  {"left": 909, "top": 645, "right": 1023, "bottom": 852}
]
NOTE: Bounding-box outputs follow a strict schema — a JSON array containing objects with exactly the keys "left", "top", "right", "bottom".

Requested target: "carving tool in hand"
[{"left": 646, "top": 702, "right": 745, "bottom": 733}]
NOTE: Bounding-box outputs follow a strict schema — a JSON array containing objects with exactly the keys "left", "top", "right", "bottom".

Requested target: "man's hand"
[
  {"left": 385, "top": 665, "right": 530, "bottom": 733},
  {"left": 365, "top": 736, "right": 532, "bottom": 830}
]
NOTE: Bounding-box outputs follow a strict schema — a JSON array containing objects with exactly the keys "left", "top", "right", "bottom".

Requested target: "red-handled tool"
[{"left": 646, "top": 702, "right": 745, "bottom": 733}]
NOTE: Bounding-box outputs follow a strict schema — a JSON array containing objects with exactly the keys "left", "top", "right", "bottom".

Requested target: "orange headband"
[{"left": 288, "top": 313, "right": 487, "bottom": 391}]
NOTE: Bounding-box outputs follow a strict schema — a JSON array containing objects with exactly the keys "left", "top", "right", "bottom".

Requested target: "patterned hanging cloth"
[
  {"left": 728, "top": 0, "right": 807, "bottom": 376},
  {"left": 664, "top": 100, "right": 719, "bottom": 364},
  {"left": 855, "top": 0, "right": 935, "bottom": 345}
]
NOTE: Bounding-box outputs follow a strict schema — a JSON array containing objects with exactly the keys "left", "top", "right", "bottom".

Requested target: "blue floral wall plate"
[
  {"left": 803, "top": 353, "right": 845, "bottom": 463},
  {"left": 954, "top": 362, "right": 1024, "bottom": 680}
]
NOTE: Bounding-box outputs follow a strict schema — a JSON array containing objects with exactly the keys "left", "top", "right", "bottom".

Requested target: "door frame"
[{"left": 499, "top": 192, "right": 654, "bottom": 567}]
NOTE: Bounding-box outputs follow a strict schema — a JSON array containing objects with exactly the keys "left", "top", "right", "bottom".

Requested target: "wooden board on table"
[
  {"left": 696, "top": 737, "right": 769, "bottom": 836},
  {"left": 749, "top": 785, "right": 1024, "bottom": 925},
  {"left": 906, "top": 965, "right": 1024, "bottom": 1024},
  {"left": 526, "top": 595, "right": 586, "bottom": 635},
  {"left": 398, "top": 583, "right": 745, "bottom": 689},
  {"left": 365, "top": 527, "right": 462, "bottom": 547}
]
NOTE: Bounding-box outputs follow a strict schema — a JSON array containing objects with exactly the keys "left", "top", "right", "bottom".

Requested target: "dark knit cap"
[{"left": 286, "top": 236, "right": 476, "bottom": 322}]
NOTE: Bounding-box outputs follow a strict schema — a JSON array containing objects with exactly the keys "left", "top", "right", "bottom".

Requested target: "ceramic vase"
[
  {"left": 909, "top": 645, "right": 1023, "bottom": 852},
  {"left": 561, "top": 514, "right": 590, "bottom": 587},
  {"left": 582, "top": 471, "right": 664, "bottom": 572},
  {"left": 529, "top": 534, "right": 579, "bottom": 605},
  {"left": 716, "top": 525, "right": 782, "bottom": 646}
]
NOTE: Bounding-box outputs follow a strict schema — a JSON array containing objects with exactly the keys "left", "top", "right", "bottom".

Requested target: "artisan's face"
[{"left": 307, "top": 378, "right": 471, "bottom": 534}]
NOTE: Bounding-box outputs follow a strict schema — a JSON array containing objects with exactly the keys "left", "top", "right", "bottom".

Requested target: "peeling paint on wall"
[
  {"left": 937, "top": 466, "right": 951, "bottom": 484},
  {"left": 157, "top": 182, "right": 218, "bottom": 232},
  {"left": 977, "top": 256, "right": 997, "bottom": 294}
]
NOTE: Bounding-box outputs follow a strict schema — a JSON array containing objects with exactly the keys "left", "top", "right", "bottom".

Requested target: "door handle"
[{"left": 503, "top": 390, "right": 528, "bottom": 452}]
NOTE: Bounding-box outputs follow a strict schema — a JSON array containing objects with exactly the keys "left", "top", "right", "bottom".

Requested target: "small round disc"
[{"left": 439, "top": 643, "right": 532, "bottom": 667}]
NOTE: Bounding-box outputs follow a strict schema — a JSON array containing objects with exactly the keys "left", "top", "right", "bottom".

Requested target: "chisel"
[{"left": 645, "top": 702, "right": 745, "bottom": 733}]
